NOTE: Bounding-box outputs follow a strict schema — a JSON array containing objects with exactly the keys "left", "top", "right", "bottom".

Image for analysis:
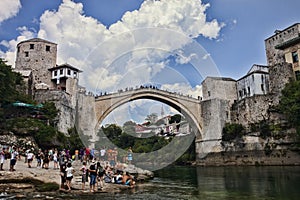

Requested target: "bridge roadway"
[{"left": 94, "top": 87, "right": 203, "bottom": 136}]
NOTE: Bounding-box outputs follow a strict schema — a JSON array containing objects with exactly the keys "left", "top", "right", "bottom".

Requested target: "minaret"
[{"left": 161, "top": 104, "right": 165, "bottom": 118}]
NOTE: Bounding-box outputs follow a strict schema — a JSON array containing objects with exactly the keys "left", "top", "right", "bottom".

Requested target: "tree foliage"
[
  {"left": 278, "top": 80, "right": 300, "bottom": 135},
  {"left": 0, "top": 58, "right": 31, "bottom": 105},
  {"left": 101, "top": 120, "right": 195, "bottom": 164},
  {"left": 222, "top": 123, "right": 245, "bottom": 141}
]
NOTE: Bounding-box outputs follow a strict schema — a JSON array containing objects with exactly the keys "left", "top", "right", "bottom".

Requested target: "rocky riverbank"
[
  {"left": 196, "top": 149, "right": 300, "bottom": 166},
  {"left": 0, "top": 156, "right": 154, "bottom": 199}
]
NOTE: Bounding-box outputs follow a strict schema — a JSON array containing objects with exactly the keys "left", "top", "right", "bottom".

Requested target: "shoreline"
[{"left": 0, "top": 156, "right": 153, "bottom": 198}]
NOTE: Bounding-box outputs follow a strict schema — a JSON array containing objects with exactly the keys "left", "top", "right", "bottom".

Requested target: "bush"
[{"left": 222, "top": 123, "right": 245, "bottom": 141}]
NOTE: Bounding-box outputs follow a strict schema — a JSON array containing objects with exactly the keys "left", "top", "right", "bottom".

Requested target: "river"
[
  {"left": 2, "top": 165, "right": 299, "bottom": 199},
  {"left": 76, "top": 165, "right": 300, "bottom": 200}
]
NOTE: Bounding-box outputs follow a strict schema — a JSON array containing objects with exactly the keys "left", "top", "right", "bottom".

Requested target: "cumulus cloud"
[
  {"left": 0, "top": 0, "right": 21, "bottom": 23},
  {"left": 161, "top": 82, "right": 202, "bottom": 98},
  {"left": 1, "top": 0, "right": 223, "bottom": 94}
]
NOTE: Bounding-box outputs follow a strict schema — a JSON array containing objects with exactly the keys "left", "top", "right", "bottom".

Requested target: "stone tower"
[{"left": 15, "top": 38, "right": 57, "bottom": 90}]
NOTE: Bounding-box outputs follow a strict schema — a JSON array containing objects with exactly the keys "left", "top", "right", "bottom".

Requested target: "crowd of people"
[{"left": 0, "top": 145, "right": 136, "bottom": 192}]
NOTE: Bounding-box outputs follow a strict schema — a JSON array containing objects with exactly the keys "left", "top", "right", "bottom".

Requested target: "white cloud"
[
  {"left": 0, "top": 0, "right": 21, "bottom": 23},
  {"left": 1, "top": 0, "right": 223, "bottom": 93},
  {"left": 161, "top": 82, "right": 202, "bottom": 98},
  {"left": 175, "top": 49, "right": 198, "bottom": 64}
]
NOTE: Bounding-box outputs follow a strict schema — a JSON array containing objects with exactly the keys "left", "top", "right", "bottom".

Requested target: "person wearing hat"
[{"left": 88, "top": 160, "right": 97, "bottom": 192}]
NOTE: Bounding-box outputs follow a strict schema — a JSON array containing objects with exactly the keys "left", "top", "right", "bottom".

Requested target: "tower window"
[
  {"left": 46, "top": 45, "right": 50, "bottom": 52},
  {"left": 25, "top": 52, "right": 29, "bottom": 57},
  {"left": 54, "top": 71, "right": 57, "bottom": 76},
  {"left": 261, "top": 84, "right": 265, "bottom": 92},
  {"left": 67, "top": 69, "right": 71, "bottom": 75},
  {"left": 30, "top": 44, "right": 34, "bottom": 49},
  {"left": 292, "top": 51, "right": 298, "bottom": 63},
  {"left": 60, "top": 69, "right": 63, "bottom": 75}
]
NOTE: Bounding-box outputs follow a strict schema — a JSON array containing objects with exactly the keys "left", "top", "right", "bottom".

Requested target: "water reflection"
[
  {"left": 196, "top": 166, "right": 300, "bottom": 200},
  {"left": 81, "top": 166, "right": 300, "bottom": 199},
  {"left": 23, "top": 165, "right": 298, "bottom": 199}
]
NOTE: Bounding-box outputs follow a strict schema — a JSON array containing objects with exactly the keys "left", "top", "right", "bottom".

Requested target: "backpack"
[{"left": 98, "top": 166, "right": 104, "bottom": 176}]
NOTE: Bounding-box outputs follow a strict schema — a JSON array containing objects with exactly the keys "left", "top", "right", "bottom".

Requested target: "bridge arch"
[{"left": 94, "top": 89, "right": 203, "bottom": 139}]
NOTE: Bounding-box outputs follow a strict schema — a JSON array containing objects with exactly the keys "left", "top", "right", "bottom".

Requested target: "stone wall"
[
  {"left": 268, "top": 62, "right": 295, "bottom": 104},
  {"left": 76, "top": 92, "right": 97, "bottom": 147},
  {"left": 34, "top": 90, "right": 76, "bottom": 134},
  {"left": 231, "top": 62, "right": 295, "bottom": 129},
  {"left": 231, "top": 95, "right": 274, "bottom": 129},
  {"left": 196, "top": 98, "right": 231, "bottom": 159},
  {"left": 201, "top": 77, "right": 237, "bottom": 105}
]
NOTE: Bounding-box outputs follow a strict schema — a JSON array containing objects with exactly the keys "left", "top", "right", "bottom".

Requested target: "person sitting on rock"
[
  {"left": 122, "top": 172, "right": 136, "bottom": 188},
  {"left": 114, "top": 170, "right": 123, "bottom": 184}
]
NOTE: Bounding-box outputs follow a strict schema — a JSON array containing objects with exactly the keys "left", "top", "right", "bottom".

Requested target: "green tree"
[
  {"left": 222, "top": 123, "right": 245, "bottom": 141},
  {"left": 169, "top": 114, "right": 182, "bottom": 124},
  {"left": 0, "top": 58, "right": 31, "bottom": 105},
  {"left": 102, "top": 124, "right": 123, "bottom": 144},
  {"left": 278, "top": 80, "right": 300, "bottom": 135}
]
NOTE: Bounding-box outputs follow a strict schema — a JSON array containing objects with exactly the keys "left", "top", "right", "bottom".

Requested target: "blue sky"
[
  {"left": 0, "top": 0, "right": 298, "bottom": 80},
  {"left": 0, "top": 0, "right": 298, "bottom": 124}
]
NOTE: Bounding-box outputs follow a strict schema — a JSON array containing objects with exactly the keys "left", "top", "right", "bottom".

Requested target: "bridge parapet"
[{"left": 95, "top": 87, "right": 201, "bottom": 103}]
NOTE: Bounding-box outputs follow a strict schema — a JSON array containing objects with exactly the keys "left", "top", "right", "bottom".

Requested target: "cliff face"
[{"left": 34, "top": 90, "right": 77, "bottom": 135}]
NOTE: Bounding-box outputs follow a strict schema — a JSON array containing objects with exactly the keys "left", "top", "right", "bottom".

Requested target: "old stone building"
[
  {"left": 200, "top": 77, "right": 237, "bottom": 104},
  {"left": 15, "top": 38, "right": 57, "bottom": 91},
  {"left": 14, "top": 38, "right": 85, "bottom": 134},
  {"left": 236, "top": 64, "right": 269, "bottom": 101},
  {"left": 265, "top": 23, "right": 300, "bottom": 80},
  {"left": 14, "top": 38, "right": 83, "bottom": 95}
]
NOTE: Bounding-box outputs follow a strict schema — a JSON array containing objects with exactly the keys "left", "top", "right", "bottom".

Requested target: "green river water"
[
  {"left": 74, "top": 165, "right": 300, "bottom": 200},
  {"left": 2, "top": 165, "right": 299, "bottom": 199}
]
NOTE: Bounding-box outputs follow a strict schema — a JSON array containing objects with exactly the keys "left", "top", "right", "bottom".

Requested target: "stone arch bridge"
[{"left": 93, "top": 87, "right": 230, "bottom": 158}]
